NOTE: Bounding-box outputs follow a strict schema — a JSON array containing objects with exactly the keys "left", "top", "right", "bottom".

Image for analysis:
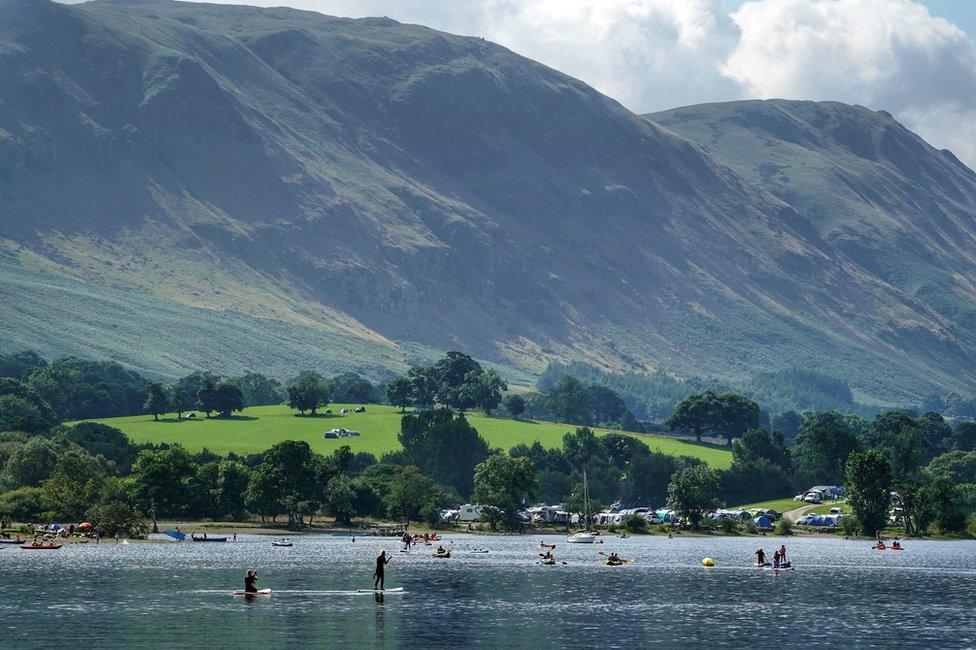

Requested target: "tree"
[
  {"left": 721, "top": 458, "right": 793, "bottom": 506},
  {"left": 169, "top": 385, "right": 194, "bottom": 419},
  {"left": 86, "top": 500, "right": 148, "bottom": 538},
  {"left": 0, "top": 350, "right": 47, "bottom": 380},
  {"left": 197, "top": 376, "right": 219, "bottom": 418},
  {"left": 504, "top": 394, "right": 526, "bottom": 419},
  {"left": 256, "top": 440, "right": 323, "bottom": 528},
  {"left": 41, "top": 450, "right": 108, "bottom": 521},
  {"left": 732, "top": 428, "right": 790, "bottom": 472},
  {"left": 435, "top": 351, "right": 483, "bottom": 409},
  {"left": 407, "top": 366, "right": 440, "bottom": 409},
  {"left": 227, "top": 373, "right": 284, "bottom": 407},
  {"left": 324, "top": 474, "right": 357, "bottom": 524},
  {"left": 0, "top": 486, "right": 48, "bottom": 521},
  {"left": 0, "top": 394, "right": 56, "bottom": 433},
  {"left": 770, "top": 410, "right": 802, "bottom": 444},
  {"left": 244, "top": 465, "right": 281, "bottom": 523},
  {"left": 545, "top": 376, "right": 591, "bottom": 426},
  {"left": 60, "top": 421, "right": 139, "bottom": 473},
  {"left": 130, "top": 446, "right": 198, "bottom": 532},
  {"left": 667, "top": 465, "right": 720, "bottom": 529},
  {"left": 666, "top": 392, "right": 715, "bottom": 443},
  {"left": 951, "top": 421, "right": 976, "bottom": 452},
  {"left": 925, "top": 451, "right": 976, "bottom": 484},
  {"left": 845, "top": 449, "right": 892, "bottom": 537},
  {"left": 398, "top": 409, "right": 490, "bottom": 498},
  {"left": 925, "top": 477, "right": 969, "bottom": 533},
  {"left": 793, "top": 411, "right": 861, "bottom": 485},
  {"left": 387, "top": 466, "right": 450, "bottom": 527},
  {"left": 144, "top": 382, "right": 170, "bottom": 421},
  {"left": 585, "top": 384, "right": 629, "bottom": 427},
  {"left": 216, "top": 460, "right": 250, "bottom": 520},
  {"left": 0, "top": 436, "right": 60, "bottom": 490},
  {"left": 386, "top": 377, "right": 413, "bottom": 413},
  {"left": 286, "top": 372, "right": 330, "bottom": 416},
  {"left": 461, "top": 369, "right": 507, "bottom": 414},
  {"left": 213, "top": 382, "right": 245, "bottom": 418},
  {"left": 710, "top": 392, "right": 761, "bottom": 445},
  {"left": 329, "top": 372, "right": 376, "bottom": 404},
  {"left": 472, "top": 453, "right": 536, "bottom": 530}
]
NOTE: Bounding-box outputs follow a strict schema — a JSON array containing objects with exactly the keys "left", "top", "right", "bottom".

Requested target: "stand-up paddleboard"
[
  {"left": 356, "top": 587, "right": 405, "bottom": 594},
  {"left": 234, "top": 589, "right": 272, "bottom": 596}
]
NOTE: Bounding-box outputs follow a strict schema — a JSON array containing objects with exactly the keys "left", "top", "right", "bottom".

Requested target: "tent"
[{"left": 754, "top": 515, "right": 774, "bottom": 531}]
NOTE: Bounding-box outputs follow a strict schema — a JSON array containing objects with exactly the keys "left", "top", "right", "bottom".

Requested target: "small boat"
[
  {"left": 163, "top": 529, "right": 187, "bottom": 541},
  {"left": 0, "top": 538, "right": 25, "bottom": 545},
  {"left": 272, "top": 541, "right": 293, "bottom": 547},
  {"left": 539, "top": 542, "right": 556, "bottom": 549},
  {"left": 432, "top": 550, "right": 451, "bottom": 559},
  {"left": 467, "top": 549, "right": 489, "bottom": 554},
  {"left": 567, "top": 532, "right": 596, "bottom": 544},
  {"left": 539, "top": 558, "right": 556, "bottom": 565},
  {"left": 191, "top": 534, "right": 228, "bottom": 543},
  {"left": 567, "top": 470, "right": 596, "bottom": 544},
  {"left": 20, "top": 543, "right": 63, "bottom": 550}
]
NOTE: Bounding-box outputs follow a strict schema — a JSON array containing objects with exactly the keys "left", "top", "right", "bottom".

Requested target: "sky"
[{"left": 190, "top": 0, "right": 976, "bottom": 166}]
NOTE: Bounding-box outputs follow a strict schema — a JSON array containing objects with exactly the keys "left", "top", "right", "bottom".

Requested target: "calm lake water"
[{"left": 2, "top": 533, "right": 974, "bottom": 648}]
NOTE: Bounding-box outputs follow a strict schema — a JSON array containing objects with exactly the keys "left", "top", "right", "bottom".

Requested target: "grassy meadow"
[{"left": 85, "top": 404, "right": 733, "bottom": 468}]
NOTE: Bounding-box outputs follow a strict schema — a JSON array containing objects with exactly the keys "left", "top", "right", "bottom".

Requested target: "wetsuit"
[
  {"left": 374, "top": 554, "right": 390, "bottom": 590},
  {"left": 244, "top": 574, "right": 257, "bottom": 594},
  {"left": 756, "top": 550, "right": 766, "bottom": 566}
]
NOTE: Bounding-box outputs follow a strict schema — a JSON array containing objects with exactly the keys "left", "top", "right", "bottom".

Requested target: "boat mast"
[{"left": 583, "top": 468, "right": 590, "bottom": 532}]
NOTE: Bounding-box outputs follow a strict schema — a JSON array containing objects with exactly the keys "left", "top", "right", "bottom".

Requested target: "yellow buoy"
[{"left": 702, "top": 557, "right": 715, "bottom": 567}]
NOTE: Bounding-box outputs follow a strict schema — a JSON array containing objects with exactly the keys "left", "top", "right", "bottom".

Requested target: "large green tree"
[
  {"left": 254, "top": 440, "right": 323, "bottom": 528},
  {"left": 130, "top": 446, "right": 198, "bottom": 532},
  {"left": 665, "top": 391, "right": 715, "bottom": 443},
  {"left": 387, "top": 465, "right": 451, "bottom": 527},
  {"left": 386, "top": 377, "right": 413, "bottom": 413},
  {"left": 144, "top": 382, "right": 170, "bottom": 421},
  {"left": 286, "top": 372, "right": 331, "bottom": 416},
  {"left": 398, "top": 409, "right": 490, "bottom": 498},
  {"left": 667, "top": 465, "right": 720, "bottom": 529},
  {"left": 845, "top": 449, "right": 892, "bottom": 537},
  {"left": 213, "top": 382, "right": 245, "bottom": 418},
  {"left": 472, "top": 452, "right": 536, "bottom": 530},
  {"left": 793, "top": 411, "right": 861, "bottom": 485}
]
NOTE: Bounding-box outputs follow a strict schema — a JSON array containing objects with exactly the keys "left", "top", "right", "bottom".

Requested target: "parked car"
[
  {"left": 828, "top": 507, "right": 844, "bottom": 516},
  {"left": 803, "top": 492, "right": 823, "bottom": 504}
]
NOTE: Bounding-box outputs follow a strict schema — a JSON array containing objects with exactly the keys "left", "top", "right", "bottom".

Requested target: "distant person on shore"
[
  {"left": 373, "top": 550, "right": 391, "bottom": 590},
  {"left": 755, "top": 548, "right": 766, "bottom": 566},
  {"left": 244, "top": 569, "right": 258, "bottom": 594}
]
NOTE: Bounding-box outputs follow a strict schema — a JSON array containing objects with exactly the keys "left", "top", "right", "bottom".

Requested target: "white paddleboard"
[{"left": 234, "top": 589, "right": 272, "bottom": 596}]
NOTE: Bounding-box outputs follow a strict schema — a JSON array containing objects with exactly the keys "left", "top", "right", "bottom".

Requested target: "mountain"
[
  {"left": 0, "top": 0, "right": 973, "bottom": 404},
  {"left": 650, "top": 100, "right": 976, "bottom": 402}
]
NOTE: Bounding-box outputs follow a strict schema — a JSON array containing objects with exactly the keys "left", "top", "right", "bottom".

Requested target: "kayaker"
[
  {"left": 436, "top": 544, "right": 447, "bottom": 555},
  {"left": 892, "top": 537, "right": 902, "bottom": 550},
  {"left": 542, "top": 550, "right": 554, "bottom": 561},
  {"left": 755, "top": 548, "right": 766, "bottom": 566},
  {"left": 244, "top": 569, "right": 258, "bottom": 594},
  {"left": 606, "top": 552, "right": 623, "bottom": 566},
  {"left": 373, "top": 550, "right": 391, "bottom": 591}
]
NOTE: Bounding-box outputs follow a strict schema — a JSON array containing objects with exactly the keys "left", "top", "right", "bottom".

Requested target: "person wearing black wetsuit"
[
  {"left": 756, "top": 549, "right": 766, "bottom": 566},
  {"left": 244, "top": 569, "right": 257, "bottom": 593},
  {"left": 374, "top": 550, "right": 390, "bottom": 590}
]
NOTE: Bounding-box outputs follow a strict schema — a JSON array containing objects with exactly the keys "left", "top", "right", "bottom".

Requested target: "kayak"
[
  {"left": 234, "top": 589, "right": 271, "bottom": 596},
  {"left": 432, "top": 551, "right": 451, "bottom": 559},
  {"left": 272, "top": 542, "right": 293, "bottom": 547},
  {"left": 539, "top": 559, "right": 556, "bottom": 565},
  {"left": 0, "top": 538, "right": 25, "bottom": 545},
  {"left": 539, "top": 543, "right": 556, "bottom": 549},
  {"left": 192, "top": 534, "right": 228, "bottom": 542},
  {"left": 603, "top": 559, "right": 631, "bottom": 566},
  {"left": 468, "top": 550, "right": 489, "bottom": 554}
]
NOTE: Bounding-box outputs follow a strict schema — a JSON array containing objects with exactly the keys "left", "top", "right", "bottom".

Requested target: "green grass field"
[
  {"left": 733, "top": 498, "right": 804, "bottom": 513},
  {"left": 84, "top": 404, "right": 732, "bottom": 468}
]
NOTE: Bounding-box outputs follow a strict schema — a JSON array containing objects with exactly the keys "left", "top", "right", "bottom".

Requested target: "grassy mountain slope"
[{"left": 0, "top": 1, "right": 973, "bottom": 403}]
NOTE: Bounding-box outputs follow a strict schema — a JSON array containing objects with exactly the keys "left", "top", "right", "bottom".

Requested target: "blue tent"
[{"left": 754, "top": 515, "right": 774, "bottom": 531}]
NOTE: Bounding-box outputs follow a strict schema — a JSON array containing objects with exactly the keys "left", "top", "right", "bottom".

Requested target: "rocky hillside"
[{"left": 1, "top": 0, "right": 973, "bottom": 404}]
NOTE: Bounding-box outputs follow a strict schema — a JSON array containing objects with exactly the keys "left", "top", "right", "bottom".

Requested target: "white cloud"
[
  {"left": 194, "top": 0, "right": 976, "bottom": 166},
  {"left": 726, "top": 0, "right": 976, "bottom": 165}
]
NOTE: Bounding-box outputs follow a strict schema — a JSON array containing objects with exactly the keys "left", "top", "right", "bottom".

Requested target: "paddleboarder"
[
  {"left": 373, "top": 550, "right": 391, "bottom": 591},
  {"left": 244, "top": 569, "right": 258, "bottom": 594}
]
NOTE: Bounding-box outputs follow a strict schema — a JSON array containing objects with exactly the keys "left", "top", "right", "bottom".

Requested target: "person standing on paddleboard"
[
  {"left": 244, "top": 569, "right": 258, "bottom": 594},
  {"left": 374, "top": 550, "right": 391, "bottom": 591},
  {"left": 755, "top": 548, "right": 766, "bottom": 566}
]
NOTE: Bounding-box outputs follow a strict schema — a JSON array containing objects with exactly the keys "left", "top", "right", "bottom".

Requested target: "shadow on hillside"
[{"left": 291, "top": 413, "right": 338, "bottom": 419}]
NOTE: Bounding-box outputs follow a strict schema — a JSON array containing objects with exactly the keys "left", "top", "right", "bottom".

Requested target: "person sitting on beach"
[{"left": 244, "top": 569, "right": 258, "bottom": 594}]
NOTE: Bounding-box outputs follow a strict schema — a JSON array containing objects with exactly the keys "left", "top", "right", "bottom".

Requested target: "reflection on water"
[{"left": 2, "top": 534, "right": 975, "bottom": 647}]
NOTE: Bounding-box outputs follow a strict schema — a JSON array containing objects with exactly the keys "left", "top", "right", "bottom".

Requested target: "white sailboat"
[{"left": 567, "top": 469, "right": 597, "bottom": 543}]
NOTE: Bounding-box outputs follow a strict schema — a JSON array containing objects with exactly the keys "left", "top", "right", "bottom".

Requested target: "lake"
[{"left": 2, "top": 533, "right": 974, "bottom": 648}]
